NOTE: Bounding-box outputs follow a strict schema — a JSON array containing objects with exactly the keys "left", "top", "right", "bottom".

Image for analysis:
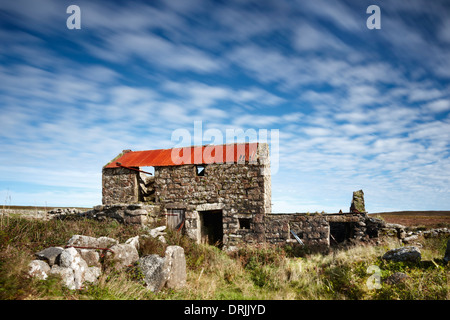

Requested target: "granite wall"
[
  {"left": 154, "top": 144, "right": 271, "bottom": 247},
  {"left": 102, "top": 167, "right": 140, "bottom": 205}
]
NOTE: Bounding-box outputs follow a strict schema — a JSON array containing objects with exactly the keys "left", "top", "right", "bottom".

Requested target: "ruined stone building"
[{"left": 101, "top": 143, "right": 381, "bottom": 251}]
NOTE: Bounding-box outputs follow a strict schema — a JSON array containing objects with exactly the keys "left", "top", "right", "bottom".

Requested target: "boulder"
[
  {"left": 28, "top": 260, "right": 51, "bottom": 280},
  {"left": 164, "top": 246, "right": 186, "bottom": 289},
  {"left": 107, "top": 243, "right": 139, "bottom": 269},
  {"left": 402, "top": 235, "right": 419, "bottom": 244},
  {"left": 125, "top": 209, "right": 148, "bottom": 216},
  {"left": 84, "top": 266, "right": 102, "bottom": 284},
  {"left": 97, "top": 236, "right": 119, "bottom": 248},
  {"left": 148, "top": 226, "right": 167, "bottom": 238},
  {"left": 124, "top": 214, "right": 148, "bottom": 225},
  {"left": 382, "top": 246, "right": 421, "bottom": 263},
  {"left": 125, "top": 236, "right": 140, "bottom": 250},
  {"left": 35, "top": 247, "right": 64, "bottom": 266},
  {"left": 138, "top": 254, "right": 168, "bottom": 293},
  {"left": 50, "top": 265, "right": 75, "bottom": 289},
  {"left": 67, "top": 235, "right": 118, "bottom": 248},
  {"left": 384, "top": 272, "right": 409, "bottom": 285},
  {"left": 59, "top": 247, "right": 90, "bottom": 289},
  {"left": 56, "top": 247, "right": 102, "bottom": 289},
  {"left": 78, "top": 249, "right": 101, "bottom": 268}
]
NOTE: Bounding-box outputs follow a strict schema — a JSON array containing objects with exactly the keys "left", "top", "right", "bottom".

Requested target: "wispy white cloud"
[{"left": 1, "top": 0, "right": 449, "bottom": 212}]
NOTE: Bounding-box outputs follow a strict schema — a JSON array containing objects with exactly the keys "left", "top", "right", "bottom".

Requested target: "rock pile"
[
  {"left": 48, "top": 208, "right": 83, "bottom": 216},
  {"left": 29, "top": 245, "right": 102, "bottom": 290},
  {"left": 28, "top": 226, "right": 186, "bottom": 293},
  {"left": 421, "top": 228, "right": 450, "bottom": 238}
]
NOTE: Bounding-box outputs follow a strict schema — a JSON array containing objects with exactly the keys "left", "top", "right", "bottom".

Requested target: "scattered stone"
[
  {"left": 107, "top": 243, "right": 139, "bottom": 269},
  {"left": 28, "top": 260, "right": 51, "bottom": 280},
  {"left": 138, "top": 254, "right": 168, "bottom": 293},
  {"left": 85, "top": 266, "right": 102, "bottom": 284},
  {"left": 78, "top": 249, "right": 101, "bottom": 268},
  {"left": 93, "top": 205, "right": 104, "bottom": 212},
  {"left": 29, "top": 234, "right": 188, "bottom": 292},
  {"left": 402, "top": 235, "right": 419, "bottom": 244},
  {"left": 384, "top": 272, "right": 409, "bottom": 285},
  {"left": 59, "top": 247, "right": 90, "bottom": 289},
  {"left": 125, "top": 236, "right": 140, "bottom": 250},
  {"left": 50, "top": 265, "right": 75, "bottom": 289},
  {"left": 35, "top": 247, "right": 64, "bottom": 266},
  {"left": 164, "top": 246, "right": 187, "bottom": 290},
  {"left": 97, "top": 236, "right": 120, "bottom": 248},
  {"left": 423, "top": 228, "right": 450, "bottom": 238},
  {"left": 67, "top": 235, "right": 118, "bottom": 248},
  {"left": 148, "top": 226, "right": 167, "bottom": 238},
  {"left": 382, "top": 246, "right": 421, "bottom": 263}
]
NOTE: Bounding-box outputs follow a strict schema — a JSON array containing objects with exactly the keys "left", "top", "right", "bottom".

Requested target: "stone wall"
[
  {"left": 102, "top": 167, "right": 140, "bottom": 205},
  {"left": 264, "top": 212, "right": 379, "bottom": 251},
  {"left": 265, "top": 214, "right": 330, "bottom": 250},
  {"left": 81, "top": 203, "right": 161, "bottom": 225}
]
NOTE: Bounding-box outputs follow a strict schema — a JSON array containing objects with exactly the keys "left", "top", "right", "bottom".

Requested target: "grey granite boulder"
[
  {"left": 382, "top": 246, "right": 421, "bottom": 263},
  {"left": 138, "top": 254, "right": 168, "bottom": 293},
  {"left": 35, "top": 247, "right": 64, "bottom": 266}
]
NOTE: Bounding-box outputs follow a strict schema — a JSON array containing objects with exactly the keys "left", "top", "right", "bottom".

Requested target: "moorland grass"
[{"left": 0, "top": 215, "right": 448, "bottom": 300}]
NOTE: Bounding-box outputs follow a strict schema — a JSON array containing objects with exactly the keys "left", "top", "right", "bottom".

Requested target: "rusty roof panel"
[{"left": 104, "top": 143, "right": 259, "bottom": 168}]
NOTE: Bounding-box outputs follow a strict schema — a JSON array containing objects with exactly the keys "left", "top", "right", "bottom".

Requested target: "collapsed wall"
[
  {"left": 102, "top": 166, "right": 140, "bottom": 205},
  {"left": 264, "top": 212, "right": 379, "bottom": 251}
]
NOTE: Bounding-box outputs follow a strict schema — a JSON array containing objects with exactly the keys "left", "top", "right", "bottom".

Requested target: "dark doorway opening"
[
  {"left": 199, "top": 210, "right": 223, "bottom": 247},
  {"left": 329, "top": 222, "right": 353, "bottom": 245}
]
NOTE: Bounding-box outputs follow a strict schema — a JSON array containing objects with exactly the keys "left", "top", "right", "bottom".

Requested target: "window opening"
[
  {"left": 196, "top": 165, "right": 206, "bottom": 176},
  {"left": 238, "top": 218, "right": 251, "bottom": 230}
]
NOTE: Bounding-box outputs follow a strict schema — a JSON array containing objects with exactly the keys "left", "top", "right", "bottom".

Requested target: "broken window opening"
[
  {"left": 138, "top": 167, "right": 156, "bottom": 203},
  {"left": 196, "top": 165, "right": 206, "bottom": 176},
  {"left": 238, "top": 217, "right": 251, "bottom": 230}
]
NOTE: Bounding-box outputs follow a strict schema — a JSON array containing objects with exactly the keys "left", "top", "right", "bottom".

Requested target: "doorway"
[{"left": 199, "top": 210, "right": 223, "bottom": 247}]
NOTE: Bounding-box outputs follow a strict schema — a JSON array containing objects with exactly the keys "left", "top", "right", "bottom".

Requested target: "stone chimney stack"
[{"left": 350, "top": 190, "right": 367, "bottom": 214}]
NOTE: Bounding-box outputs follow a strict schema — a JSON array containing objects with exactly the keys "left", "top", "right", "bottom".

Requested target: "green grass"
[{"left": 0, "top": 215, "right": 448, "bottom": 300}]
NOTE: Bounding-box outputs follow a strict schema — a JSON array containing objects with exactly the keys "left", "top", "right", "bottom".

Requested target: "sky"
[{"left": 0, "top": 0, "right": 449, "bottom": 213}]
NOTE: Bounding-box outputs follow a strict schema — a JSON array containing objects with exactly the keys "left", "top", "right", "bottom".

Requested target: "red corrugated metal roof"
[{"left": 104, "top": 143, "right": 259, "bottom": 168}]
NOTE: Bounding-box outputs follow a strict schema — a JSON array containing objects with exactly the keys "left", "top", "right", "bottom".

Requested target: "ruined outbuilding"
[{"left": 101, "top": 143, "right": 382, "bottom": 250}]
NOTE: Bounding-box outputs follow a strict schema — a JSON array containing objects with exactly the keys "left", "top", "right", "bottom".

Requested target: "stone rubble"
[{"left": 28, "top": 229, "right": 186, "bottom": 293}]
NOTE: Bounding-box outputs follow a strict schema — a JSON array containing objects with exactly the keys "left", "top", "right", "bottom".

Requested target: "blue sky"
[{"left": 1, "top": 0, "right": 449, "bottom": 213}]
